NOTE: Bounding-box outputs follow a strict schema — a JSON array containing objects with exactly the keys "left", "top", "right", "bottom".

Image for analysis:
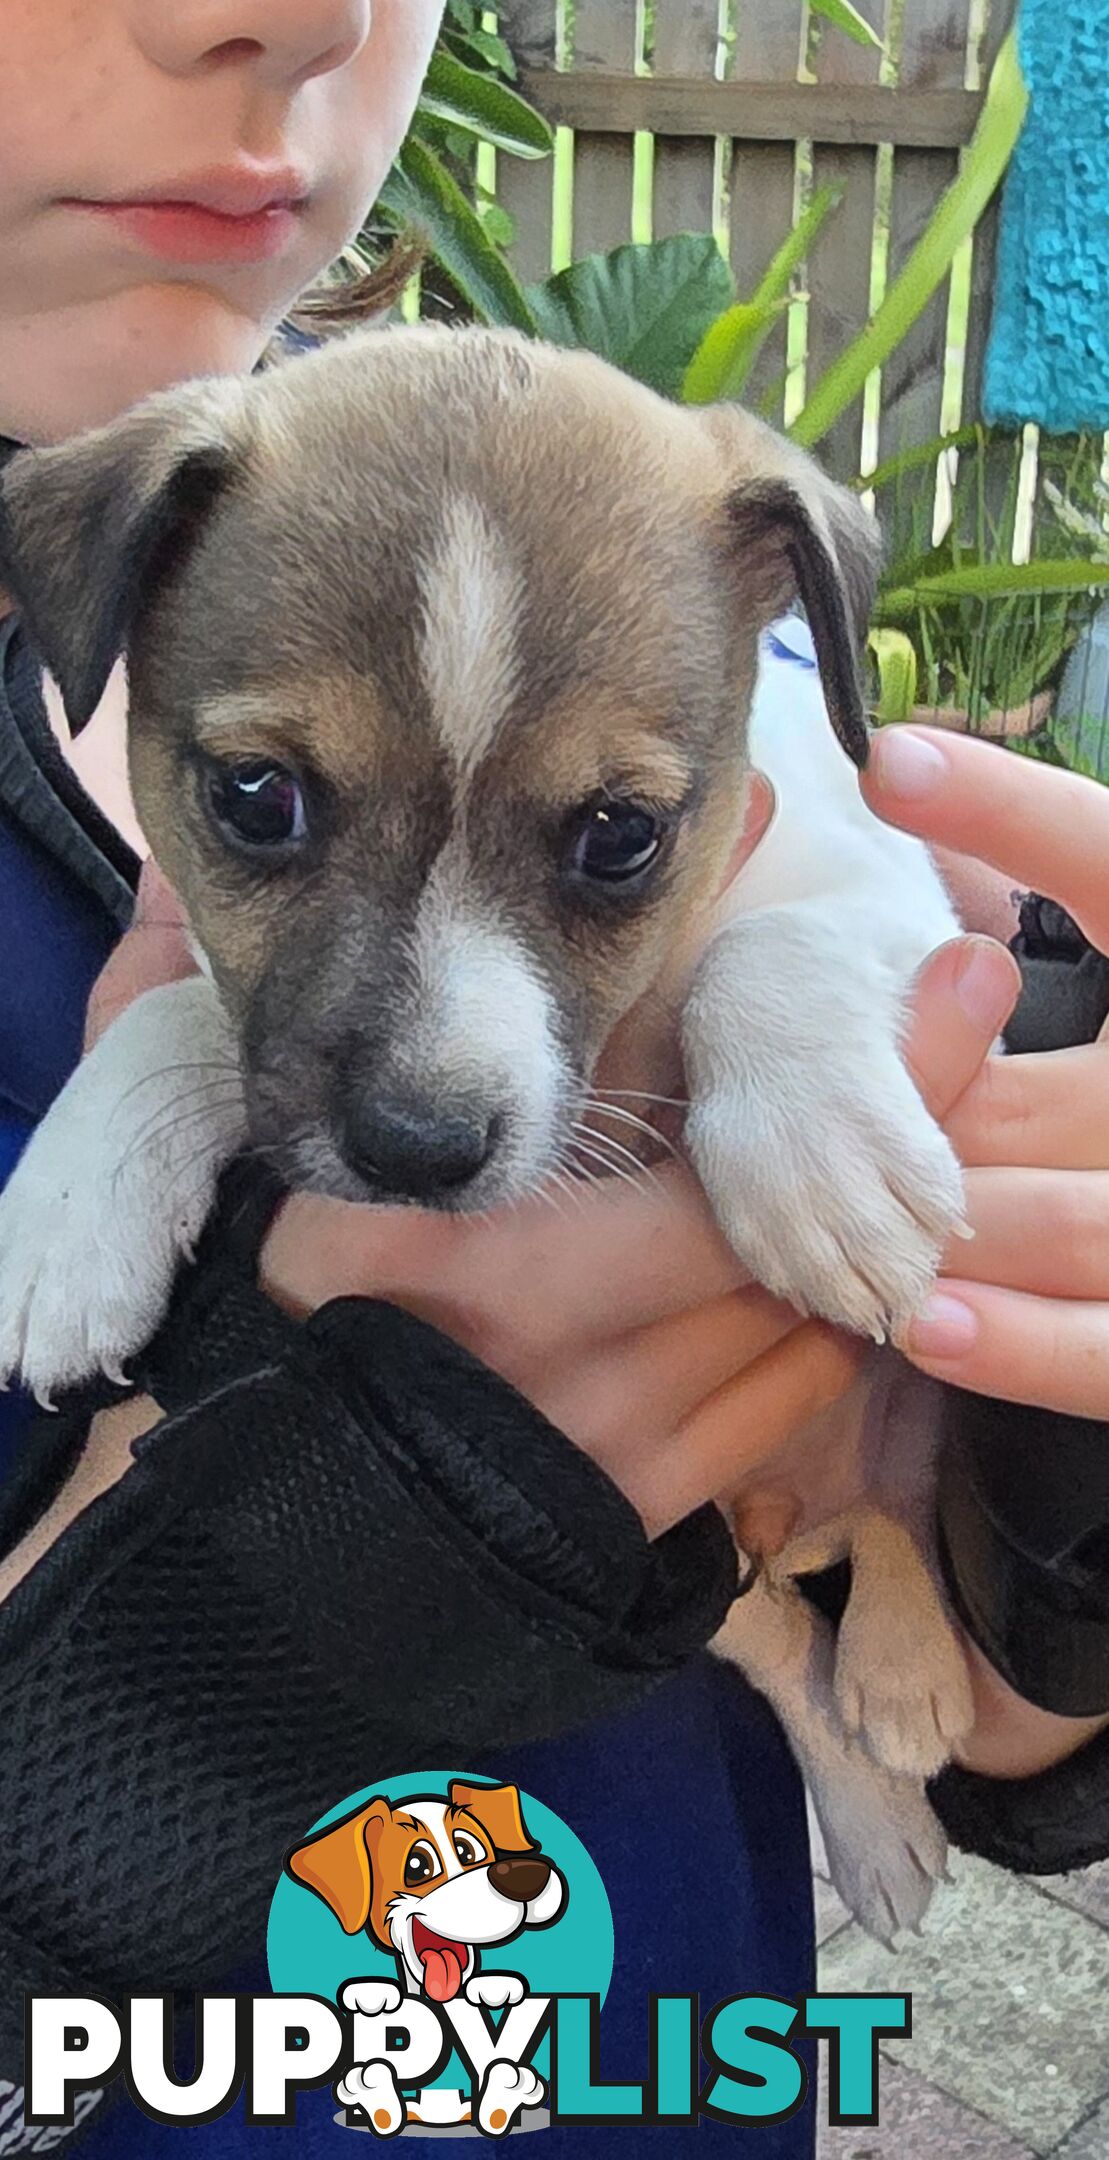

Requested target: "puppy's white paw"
[
  {"left": 812, "top": 1756, "right": 949, "bottom": 1946},
  {"left": 465, "top": 1973, "right": 525, "bottom": 2011},
  {"left": 478, "top": 2061, "right": 545, "bottom": 2137},
  {"left": 0, "top": 978, "right": 244, "bottom": 1401},
  {"left": 340, "top": 1980, "right": 404, "bottom": 2020},
  {"left": 835, "top": 1600, "right": 976, "bottom": 1780},
  {"left": 336, "top": 2060, "right": 404, "bottom": 2135},
  {"left": 688, "top": 1041, "right": 964, "bottom": 1341}
]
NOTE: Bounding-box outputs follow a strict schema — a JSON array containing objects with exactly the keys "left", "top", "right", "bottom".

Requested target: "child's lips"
[{"left": 64, "top": 197, "right": 306, "bottom": 266}]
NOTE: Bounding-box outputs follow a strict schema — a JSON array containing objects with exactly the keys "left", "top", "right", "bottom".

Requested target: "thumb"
[{"left": 902, "top": 935, "right": 1021, "bottom": 1122}]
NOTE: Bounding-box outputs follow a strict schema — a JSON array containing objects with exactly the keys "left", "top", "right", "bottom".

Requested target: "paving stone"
[
  {"left": 818, "top": 1851, "right": 1109, "bottom": 2154},
  {"left": 1038, "top": 1863, "right": 1109, "bottom": 1933},
  {"left": 1053, "top": 2097, "right": 1109, "bottom": 2158},
  {"left": 814, "top": 1871, "right": 851, "bottom": 1948},
  {"left": 816, "top": 2059, "right": 1036, "bottom": 2159}
]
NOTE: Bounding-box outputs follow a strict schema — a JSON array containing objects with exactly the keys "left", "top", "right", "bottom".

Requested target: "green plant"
[
  {"left": 371, "top": 0, "right": 551, "bottom": 330},
  {"left": 366, "top": 11, "right": 1108, "bottom": 781}
]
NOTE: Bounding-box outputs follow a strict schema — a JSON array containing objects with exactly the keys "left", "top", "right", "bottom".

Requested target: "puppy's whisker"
[
  {"left": 572, "top": 1119, "right": 664, "bottom": 1194},
  {"left": 568, "top": 1131, "right": 650, "bottom": 1197},
  {"left": 582, "top": 1098, "right": 679, "bottom": 1159},
  {"left": 590, "top": 1087, "right": 690, "bottom": 1111},
  {"left": 121, "top": 1078, "right": 245, "bottom": 1158},
  {"left": 110, "top": 1058, "right": 242, "bottom": 1118}
]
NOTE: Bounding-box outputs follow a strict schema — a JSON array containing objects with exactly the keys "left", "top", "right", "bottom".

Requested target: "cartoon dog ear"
[
  {"left": 286, "top": 1797, "right": 393, "bottom": 1935},
  {"left": 699, "top": 404, "right": 882, "bottom": 771},
  {"left": 0, "top": 377, "right": 247, "bottom": 733},
  {"left": 448, "top": 1781, "right": 537, "bottom": 1857}
]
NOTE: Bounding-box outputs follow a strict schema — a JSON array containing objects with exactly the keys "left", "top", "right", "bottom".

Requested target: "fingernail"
[
  {"left": 873, "top": 729, "right": 948, "bottom": 799},
  {"left": 907, "top": 1294, "right": 979, "bottom": 1361},
  {"left": 954, "top": 937, "right": 1018, "bottom": 1032}
]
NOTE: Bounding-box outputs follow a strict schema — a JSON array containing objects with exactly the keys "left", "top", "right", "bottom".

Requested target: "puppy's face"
[{"left": 0, "top": 328, "right": 878, "bottom": 1210}]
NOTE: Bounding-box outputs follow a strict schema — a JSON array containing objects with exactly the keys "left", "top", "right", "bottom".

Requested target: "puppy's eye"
[
  {"left": 452, "top": 1833, "right": 486, "bottom": 1868},
  {"left": 567, "top": 801, "right": 664, "bottom": 886},
  {"left": 207, "top": 760, "right": 307, "bottom": 850},
  {"left": 404, "top": 1841, "right": 440, "bottom": 1888}
]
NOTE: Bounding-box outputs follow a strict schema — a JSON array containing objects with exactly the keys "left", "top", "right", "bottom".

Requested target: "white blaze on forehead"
[
  {"left": 406, "top": 1800, "right": 459, "bottom": 1877},
  {"left": 420, "top": 494, "right": 523, "bottom": 784}
]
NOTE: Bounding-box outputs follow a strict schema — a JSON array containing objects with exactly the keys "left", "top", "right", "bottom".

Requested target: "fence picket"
[
  {"left": 806, "top": 0, "right": 886, "bottom": 482},
  {"left": 496, "top": 0, "right": 560, "bottom": 283},
  {"left": 727, "top": 0, "right": 805, "bottom": 425},
  {"left": 570, "top": 0, "right": 639, "bottom": 258},
  {"left": 651, "top": 0, "right": 720, "bottom": 243}
]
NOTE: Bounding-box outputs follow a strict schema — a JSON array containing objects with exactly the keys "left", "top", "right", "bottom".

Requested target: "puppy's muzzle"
[{"left": 341, "top": 1090, "right": 501, "bottom": 1203}]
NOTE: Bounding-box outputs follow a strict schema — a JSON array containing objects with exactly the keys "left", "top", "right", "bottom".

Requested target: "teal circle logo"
[{"left": 268, "top": 1772, "right": 613, "bottom": 2132}]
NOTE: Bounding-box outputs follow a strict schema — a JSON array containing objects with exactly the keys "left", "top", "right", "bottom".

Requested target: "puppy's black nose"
[
  {"left": 343, "top": 1097, "right": 494, "bottom": 1200},
  {"left": 489, "top": 1857, "right": 551, "bottom": 1904}
]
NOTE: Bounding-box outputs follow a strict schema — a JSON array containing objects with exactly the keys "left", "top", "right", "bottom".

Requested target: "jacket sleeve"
[
  {"left": 931, "top": 896, "right": 1109, "bottom": 1872},
  {"left": 0, "top": 1192, "right": 736, "bottom": 2122}
]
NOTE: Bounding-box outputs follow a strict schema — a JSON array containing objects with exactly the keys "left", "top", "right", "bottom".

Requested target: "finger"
[
  {"left": 630, "top": 1323, "right": 864, "bottom": 1538},
  {"left": 864, "top": 729, "right": 1109, "bottom": 955},
  {"left": 84, "top": 864, "right": 197, "bottom": 1051},
  {"left": 264, "top": 1165, "right": 750, "bottom": 1343},
  {"left": 901, "top": 935, "right": 1021, "bottom": 1121},
  {"left": 902, "top": 1281, "right": 1109, "bottom": 1417},
  {"left": 946, "top": 1044, "right": 1109, "bottom": 1169},
  {"left": 538, "top": 1286, "right": 801, "bottom": 1448},
  {"left": 945, "top": 1167, "right": 1109, "bottom": 1296}
]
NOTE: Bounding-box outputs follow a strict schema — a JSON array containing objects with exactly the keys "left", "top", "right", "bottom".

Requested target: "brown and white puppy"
[
  {"left": 288, "top": 1780, "right": 561, "bottom": 2131},
  {"left": 0, "top": 325, "right": 972, "bottom": 1940}
]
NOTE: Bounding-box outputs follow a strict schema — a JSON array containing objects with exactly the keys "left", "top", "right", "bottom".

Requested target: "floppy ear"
[
  {"left": 285, "top": 1796, "right": 392, "bottom": 1936},
  {"left": 0, "top": 378, "right": 247, "bottom": 732},
  {"left": 701, "top": 407, "right": 882, "bottom": 770},
  {"left": 448, "top": 1781, "right": 537, "bottom": 1857}
]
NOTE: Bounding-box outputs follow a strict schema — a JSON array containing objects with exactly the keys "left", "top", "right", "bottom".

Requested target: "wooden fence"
[{"left": 496, "top": 0, "right": 1018, "bottom": 487}]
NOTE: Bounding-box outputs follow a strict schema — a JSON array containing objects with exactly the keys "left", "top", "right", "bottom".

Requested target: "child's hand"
[{"left": 865, "top": 726, "right": 1109, "bottom": 1416}]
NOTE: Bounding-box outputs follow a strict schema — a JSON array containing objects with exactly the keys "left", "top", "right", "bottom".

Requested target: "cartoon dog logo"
[{"left": 287, "top": 1781, "right": 566, "bottom": 2134}]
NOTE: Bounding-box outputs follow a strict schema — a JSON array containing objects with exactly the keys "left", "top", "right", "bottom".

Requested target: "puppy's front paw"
[
  {"left": 688, "top": 1041, "right": 964, "bottom": 1341},
  {"left": 0, "top": 979, "right": 244, "bottom": 1402},
  {"left": 341, "top": 1980, "right": 404, "bottom": 2020},
  {"left": 465, "top": 1974, "right": 525, "bottom": 2010}
]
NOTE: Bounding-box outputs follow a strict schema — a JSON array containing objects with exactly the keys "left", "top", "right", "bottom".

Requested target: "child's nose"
[{"left": 132, "top": 0, "right": 372, "bottom": 87}]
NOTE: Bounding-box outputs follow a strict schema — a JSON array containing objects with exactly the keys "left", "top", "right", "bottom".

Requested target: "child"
[{"left": 0, "top": 5, "right": 1105, "bottom": 2151}]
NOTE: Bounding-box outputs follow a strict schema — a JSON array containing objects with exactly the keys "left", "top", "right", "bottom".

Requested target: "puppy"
[
  {"left": 289, "top": 1780, "right": 561, "bottom": 2131},
  {"left": 0, "top": 324, "right": 972, "bottom": 1940}
]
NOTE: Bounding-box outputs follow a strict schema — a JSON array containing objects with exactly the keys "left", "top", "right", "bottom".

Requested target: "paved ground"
[{"left": 813, "top": 1814, "right": 1109, "bottom": 2159}]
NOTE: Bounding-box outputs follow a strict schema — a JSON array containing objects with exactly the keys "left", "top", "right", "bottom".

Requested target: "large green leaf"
[
  {"left": 810, "top": 0, "right": 884, "bottom": 49},
  {"left": 682, "top": 182, "right": 843, "bottom": 405},
  {"left": 419, "top": 51, "right": 553, "bottom": 158},
  {"left": 527, "top": 236, "right": 735, "bottom": 399},
  {"left": 792, "top": 30, "right": 1028, "bottom": 450},
  {"left": 377, "top": 140, "right": 537, "bottom": 333}
]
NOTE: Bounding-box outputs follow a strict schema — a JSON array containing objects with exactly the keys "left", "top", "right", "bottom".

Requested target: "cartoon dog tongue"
[{"left": 413, "top": 1920, "right": 468, "bottom": 2003}]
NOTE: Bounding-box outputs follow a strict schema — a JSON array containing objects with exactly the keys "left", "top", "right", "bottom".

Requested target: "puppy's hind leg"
[
  {"left": 832, "top": 1367, "right": 975, "bottom": 1779},
  {"left": 714, "top": 1571, "right": 948, "bottom": 1945}
]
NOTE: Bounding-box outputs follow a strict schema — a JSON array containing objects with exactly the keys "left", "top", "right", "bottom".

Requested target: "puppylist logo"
[{"left": 23, "top": 1773, "right": 911, "bottom": 2141}]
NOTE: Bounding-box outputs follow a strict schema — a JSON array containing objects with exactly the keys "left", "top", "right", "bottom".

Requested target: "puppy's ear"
[
  {"left": 0, "top": 379, "right": 247, "bottom": 732},
  {"left": 701, "top": 407, "right": 882, "bottom": 769},
  {"left": 448, "top": 1781, "right": 536, "bottom": 1857},
  {"left": 286, "top": 1796, "right": 392, "bottom": 1936}
]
